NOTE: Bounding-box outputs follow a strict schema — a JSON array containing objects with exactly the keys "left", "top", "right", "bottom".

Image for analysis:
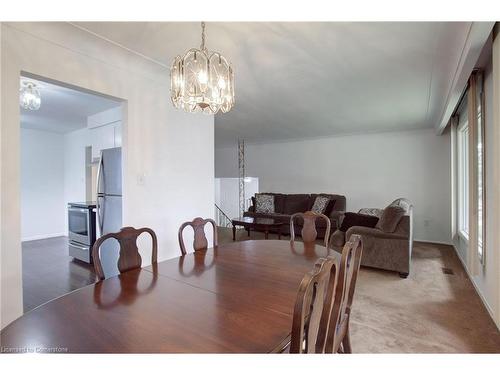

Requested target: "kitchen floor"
[{"left": 22, "top": 236, "right": 96, "bottom": 312}]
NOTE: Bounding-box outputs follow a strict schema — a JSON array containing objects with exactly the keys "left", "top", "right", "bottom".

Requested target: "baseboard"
[
  {"left": 21, "top": 232, "right": 66, "bottom": 242},
  {"left": 451, "top": 244, "right": 500, "bottom": 331}
]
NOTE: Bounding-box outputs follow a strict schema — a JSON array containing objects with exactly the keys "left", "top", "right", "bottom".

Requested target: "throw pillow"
[
  {"left": 255, "top": 194, "right": 275, "bottom": 214},
  {"left": 311, "top": 196, "right": 330, "bottom": 214},
  {"left": 375, "top": 206, "right": 406, "bottom": 233},
  {"left": 324, "top": 198, "right": 336, "bottom": 217},
  {"left": 339, "top": 212, "right": 379, "bottom": 232}
]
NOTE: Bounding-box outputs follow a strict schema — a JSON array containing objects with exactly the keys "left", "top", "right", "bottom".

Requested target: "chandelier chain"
[{"left": 201, "top": 22, "right": 206, "bottom": 51}]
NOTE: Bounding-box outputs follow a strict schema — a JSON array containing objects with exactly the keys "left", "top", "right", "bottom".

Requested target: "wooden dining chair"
[
  {"left": 178, "top": 217, "right": 218, "bottom": 255},
  {"left": 323, "top": 234, "right": 363, "bottom": 354},
  {"left": 289, "top": 256, "right": 340, "bottom": 353},
  {"left": 92, "top": 226, "right": 158, "bottom": 281},
  {"left": 290, "top": 211, "right": 331, "bottom": 247}
]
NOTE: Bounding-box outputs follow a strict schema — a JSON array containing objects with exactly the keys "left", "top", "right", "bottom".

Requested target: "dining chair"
[
  {"left": 289, "top": 256, "right": 340, "bottom": 353},
  {"left": 290, "top": 211, "right": 331, "bottom": 247},
  {"left": 92, "top": 226, "right": 158, "bottom": 281},
  {"left": 324, "top": 234, "right": 363, "bottom": 354},
  {"left": 178, "top": 217, "right": 218, "bottom": 255}
]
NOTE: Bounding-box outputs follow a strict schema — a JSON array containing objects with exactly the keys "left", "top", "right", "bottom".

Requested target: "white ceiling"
[
  {"left": 73, "top": 22, "right": 474, "bottom": 147},
  {"left": 20, "top": 77, "right": 122, "bottom": 134}
]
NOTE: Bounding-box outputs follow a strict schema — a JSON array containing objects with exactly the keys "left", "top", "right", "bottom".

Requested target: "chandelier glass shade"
[
  {"left": 20, "top": 81, "right": 41, "bottom": 110},
  {"left": 170, "top": 22, "right": 234, "bottom": 114}
]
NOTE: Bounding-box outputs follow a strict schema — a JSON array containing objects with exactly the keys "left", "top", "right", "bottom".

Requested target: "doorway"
[{"left": 19, "top": 74, "right": 124, "bottom": 312}]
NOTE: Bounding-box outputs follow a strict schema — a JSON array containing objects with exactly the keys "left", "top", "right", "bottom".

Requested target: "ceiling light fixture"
[
  {"left": 170, "top": 22, "right": 234, "bottom": 114},
  {"left": 20, "top": 81, "right": 41, "bottom": 111}
]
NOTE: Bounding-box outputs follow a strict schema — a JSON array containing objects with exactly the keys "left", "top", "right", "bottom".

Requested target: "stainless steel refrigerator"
[{"left": 96, "top": 147, "right": 122, "bottom": 277}]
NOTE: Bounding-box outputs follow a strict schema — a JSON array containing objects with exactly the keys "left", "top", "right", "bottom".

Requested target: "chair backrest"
[
  {"left": 92, "top": 226, "right": 158, "bottom": 281},
  {"left": 323, "top": 234, "right": 363, "bottom": 353},
  {"left": 290, "top": 257, "right": 340, "bottom": 353},
  {"left": 178, "top": 217, "right": 218, "bottom": 255},
  {"left": 290, "top": 211, "right": 331, "bottom": 247}
]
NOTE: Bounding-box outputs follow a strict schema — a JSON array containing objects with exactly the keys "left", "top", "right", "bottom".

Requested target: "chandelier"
[
  {"left": 20, "top": 81, "right": 41, "bottom": 110},
  {"left": 170, "top": 22, "right": 234, "bottom": 114}
]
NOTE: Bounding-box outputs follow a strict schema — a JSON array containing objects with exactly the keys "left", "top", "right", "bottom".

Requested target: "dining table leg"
[{"left": 232, "top": 224, "right": 236, "bottom": 241}]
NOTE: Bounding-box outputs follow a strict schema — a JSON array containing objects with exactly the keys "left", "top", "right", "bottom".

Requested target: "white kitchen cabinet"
[
  {"left": 90, "top": 121, "right": 121, "bottom": 160},
  {"left": 88, "top": 107, "right": 122, "bottom": 129},
  {"left": 88, "top": 106, "right": 123, "bottom": 160},
  {"left": 113, "top": 122, "right": 122, "bottom": 148}
]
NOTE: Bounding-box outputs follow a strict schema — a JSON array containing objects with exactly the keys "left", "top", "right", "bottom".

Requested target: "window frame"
[
  {"left": 457, "top": 120, "right": 470, "bottom": 241},
  {"left": 476, "top": 77, "right": 486, "bottom": 266}
]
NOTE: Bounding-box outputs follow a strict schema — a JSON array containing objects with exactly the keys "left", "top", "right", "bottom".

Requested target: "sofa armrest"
[
  {"left": 329, "top": 211, "right": 344, "bottom": 230},
  {"left": 247, "top": 205, "right": 255, "bottom": 213},
  {"left": 346, "top": 226, "right": 408, "bottom": 241}
]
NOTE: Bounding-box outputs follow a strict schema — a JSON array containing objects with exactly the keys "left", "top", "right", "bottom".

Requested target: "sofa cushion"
[
  {"left": 255, "top": 194, "right": 275, "bottom": 214},
  {"left": 340, "top": 212, "right": 379, "bottom": 232},
  {"left": 271, "top": 193, "right": 286, "bottom": 213},
  {"left": 283, "top": 194, "right": 310, "bottom": 215},
  {"left": 310, "top": 196, "right": 330, "bottom": 214},
  {"left": 376, "top": 206, "right": 406, "bottom": 233}
]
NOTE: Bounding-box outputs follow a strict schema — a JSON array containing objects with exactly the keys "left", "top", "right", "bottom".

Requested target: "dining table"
[{"left": 0, "top": 240, "right": 340, "bottom": 353}]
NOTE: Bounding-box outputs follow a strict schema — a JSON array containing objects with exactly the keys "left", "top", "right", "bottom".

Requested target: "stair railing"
[{"left": 215, "top": 204, "right": 233, "bottom": 228}]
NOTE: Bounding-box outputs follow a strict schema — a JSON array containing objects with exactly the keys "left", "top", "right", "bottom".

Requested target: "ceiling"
[
  {"left": 73, "top": 22, "right": 474, "bottom": 147},
  {"left": 20, "top": 77, "right": 122, "bottom": 134}
]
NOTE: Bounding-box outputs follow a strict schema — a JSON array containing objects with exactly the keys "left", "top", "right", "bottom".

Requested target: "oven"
[
  {"left": 68, "top": 204, "right": 95, "bottom": 245},
  {"left": 68, "top": 203, "right": 96, "bottom": 263}
]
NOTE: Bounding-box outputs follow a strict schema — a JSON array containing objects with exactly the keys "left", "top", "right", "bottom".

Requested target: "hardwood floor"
[{"left": 22, "top": 236, "right": 96, "bottom": 312}]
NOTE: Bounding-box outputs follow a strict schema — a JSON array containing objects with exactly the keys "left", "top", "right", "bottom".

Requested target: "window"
[
  {"left": 453, "top": 70, "right": 486, "bottom": 269},
  {"left": 457, "top": 121, "right": 469, "bottom": 239},
  {"left": 476, "top": 78, "right": 485, "bottom": 265}
]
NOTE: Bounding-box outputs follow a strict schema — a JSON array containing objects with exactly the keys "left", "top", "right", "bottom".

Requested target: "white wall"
[
  {"left": 20, "top": 128, "right": 66, "bottom": 241},
  {"left": 216, "top": 128, "right": 451, "bottom": 243},
  {"left": 1, "top": 22, "right": 214, "bottom": 328},
  {"left": 22, "top": 121, "right": 117, "bottom": 239},
  {"left": 63, "top": 127, "right": 89, "bottom": 232}
]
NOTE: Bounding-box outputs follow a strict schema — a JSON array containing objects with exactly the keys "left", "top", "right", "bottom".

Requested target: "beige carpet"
[{"left": 219, "top": 227, "right": 500, "bottom": 353}]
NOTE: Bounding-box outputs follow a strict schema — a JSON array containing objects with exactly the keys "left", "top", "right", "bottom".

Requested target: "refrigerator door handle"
[
  {"left": 96, "top": 154, "right": 104, "bottom": 235},
  {"left": 96, "top": 152, "right": 103, "bottom": 195},
  {"left": 97, "top": 196, "right": 104, "bottom": 234}
]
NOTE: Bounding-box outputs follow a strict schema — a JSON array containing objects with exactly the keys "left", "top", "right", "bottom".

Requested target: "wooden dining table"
[{"left": 0, "top": 240, "right": 339, "bottom": 353}]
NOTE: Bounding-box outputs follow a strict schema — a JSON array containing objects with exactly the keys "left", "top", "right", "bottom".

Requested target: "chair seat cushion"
[{"left": 339, "top": 212, "right": 379, "bottom": 232}]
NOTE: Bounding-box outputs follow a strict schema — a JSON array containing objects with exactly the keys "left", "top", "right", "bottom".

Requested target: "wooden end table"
[{"left": 231, "top": 217, "right": 284, "bottom": 241}]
